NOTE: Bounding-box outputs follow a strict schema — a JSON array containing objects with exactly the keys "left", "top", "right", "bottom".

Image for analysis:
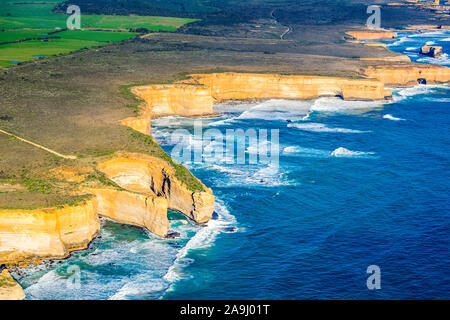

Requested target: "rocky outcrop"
[
  {"left": 364, "top": 64, "right": 450, "bottom": 86},
  {"left": 0, "top": 199, "right": 99, "bottom": 264},
  {"left": 419, "top": 45, "right": 443, "bottom": 58},
  {"left": 0, "top": 269, "right": 25, "bottom": 300},
  {"left": 188, "top": 72, "right": 391, "bottom": 101},
  {"left": 85, "top": 187, "right": 170, "bottom": 238},
  {"left": 346, "top": 30, "right": 397, "bottom": 40},
  {"left": 97, "top": 153, "right": 215, "bottom": 223}
]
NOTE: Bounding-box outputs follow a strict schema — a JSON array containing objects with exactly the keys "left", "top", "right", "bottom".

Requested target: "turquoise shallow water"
[{"left": 17, "top": 31, "right": 450, "bottom": 299}]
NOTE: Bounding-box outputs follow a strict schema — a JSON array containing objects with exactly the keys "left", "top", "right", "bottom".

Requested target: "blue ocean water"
[{"left": 17, "top": 31, "right": 450, "bottom": 299}]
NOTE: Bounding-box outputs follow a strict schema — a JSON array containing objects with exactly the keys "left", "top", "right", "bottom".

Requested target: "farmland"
[{"left": 0, "top": 1, "right": 198, "bottom": 67}]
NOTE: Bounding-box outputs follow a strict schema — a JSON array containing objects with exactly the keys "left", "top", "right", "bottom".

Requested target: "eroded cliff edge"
[{"left": 2, "top": 64, "right": 450, "bottom": 299}]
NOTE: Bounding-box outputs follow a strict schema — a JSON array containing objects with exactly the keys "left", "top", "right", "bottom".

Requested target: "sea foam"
[
  {"left": 287, "top": 122, "right": 368, "bottom": 133},
  {"left": 383, "top": 114, "right": 405, "bottom": 121},
  {"left": 331, "top": 147, "right": 375, "bottom": 158}
]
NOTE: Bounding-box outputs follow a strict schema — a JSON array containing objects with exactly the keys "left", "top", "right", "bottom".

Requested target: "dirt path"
[
  {"left": 270, "top": 9, "right": 291, "bottom": 40},
  {"left": 280, "top": 26, "right": 291, "bottom": 39},
  {"left": 0, "top": 128, "right": 77, "bottom": 160}
]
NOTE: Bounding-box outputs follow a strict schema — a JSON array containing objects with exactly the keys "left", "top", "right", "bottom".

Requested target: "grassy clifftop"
[{"left": 1, "top": 0, "right": 448, "bottom": 209}]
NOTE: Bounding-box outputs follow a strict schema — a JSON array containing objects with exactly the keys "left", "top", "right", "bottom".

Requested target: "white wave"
[
  {"left": 425, "top": 41, "right": 436, "bottom": 46},
  {"left": 443, "top": 38, "right": 450, "bottom": 42},
  {"left": 393, "top": 84, "right": 449, "bottom": 100},
  {"left": 197, "top": 161, "right": 290, "bottom": 187},
  {"left": 287, "top": 122, "right": 368, "bottom": 133},
  {"left": 383, "top": 114, "right": 405, "bottom": 121},
  {"left": 409, "top": 31, "right": 446, "bottom": 38},
  {"left": 426, "top": 97, "right": 450, "bottom": 103},
  {"left": 331, "top": 147, "right": 375, "bottom": 158},
  {"left": 163, "top": 200, "right": 236, "bottom": 292},
  {"left": 388, "top": 36, "right": 409, "bottom": 46},
  {"left": 236, "top": 99, "right": 311, "bottom": 121},
  {"left": 207, "top": 117, "right": 236, "bottom": 127},
  {"left": 282, "top": 146, "right": 331, "bottom": 158},
  {"left": 309, "top": 97, "right": 384, "bottom": 113},
  {"left": 246, "top": 140, "right": 279, "bottom": 155},
  {"left": 405, "top": 47, "right": 419, "bottom": 52},
  {"left": 417, "top": 53, "right": 450, "bottom": 66},
  {"left": 282, "top": 146, "right": 302, "bottom": 154},
  {"left": 109, "top": 279, "right": 168, "bottom": 300}
]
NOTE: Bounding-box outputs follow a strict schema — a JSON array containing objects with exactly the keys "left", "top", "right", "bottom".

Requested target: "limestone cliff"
[
  {"left": 97, "top": 153, "right": 215, "bottom": 223},
  {"left": 0, "top": 199, "right": 99, "bottom": 264},
  {"left": 364, "top": 64, "right": 450, "bottom": 86},
  {"left": 121, "top": 85, "right": 217, "bottom": 134},
  {"left": 188, "top": 73, "right": 391, "bottom": 101},
  {"left": 84, "top": 187, "right": 170, "bottom": 238},
  {"left": 135, "top": 85, "right": 215, "bottom": 116},
  {"left": 346, "top": 30, "right": 397, "bottom": 40},
  {"left": 0, "top": 269, "right": 25, "bottom": 300}
]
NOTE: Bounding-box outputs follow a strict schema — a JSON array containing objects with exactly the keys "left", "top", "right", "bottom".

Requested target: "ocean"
[{"left": 17, "top": 30, "right": 450, "bottom": 300}]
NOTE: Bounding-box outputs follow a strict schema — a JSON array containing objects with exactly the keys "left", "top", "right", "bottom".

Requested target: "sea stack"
[{"left": 419, "top": 45, "right": 443, "bottom": 58}]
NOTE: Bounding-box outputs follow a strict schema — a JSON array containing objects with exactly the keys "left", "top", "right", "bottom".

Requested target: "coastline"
[{"left": 2, "top": 25, "right": 450, "bottom": 300}]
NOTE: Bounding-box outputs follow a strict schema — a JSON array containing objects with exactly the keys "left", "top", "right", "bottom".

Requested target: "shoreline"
[{"left": 2, "top": 25, "right": 450, "bottom": 300}]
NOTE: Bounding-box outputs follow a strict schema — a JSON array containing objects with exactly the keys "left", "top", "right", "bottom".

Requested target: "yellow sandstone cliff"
[
  {"left": 121, "top": 73, "right": 393, "bottom": 131},
  {"left": 365, "top": 64, "right": 450, "bottom": 85},
  {"left": 84, "top": 187, "right": 170, "bottom": 238},
  {"left": 188, "top": 73, "right": 392, "bottom": 101},
  {"left": 0, "top": 199, "right": 99, "bottom": 264},
  {"left": 0, "top": 269, "right": 25, "bottom": 300},
  {"left": 346, "top": 30, "right": 397, "bottom": 40},
  {"left": 97, "top": 153, "right": 215, "bottom": 223}
]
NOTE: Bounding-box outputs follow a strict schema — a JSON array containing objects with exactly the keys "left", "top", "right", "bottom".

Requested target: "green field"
[
  {"left": 0, "top": 1, "right": 198, "bottom": 30},
  {"left": 0, "top": 29, "right": 55, "bottom": 43},
  {"left": 0, "top": 30, "right": 140, "bottom": 67},
  {"left": 0, "top": 1, "right": 199, "bottom": 67}
]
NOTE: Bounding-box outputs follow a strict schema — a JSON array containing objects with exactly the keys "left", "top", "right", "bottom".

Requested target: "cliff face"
[
  {"left": 133, "top": 84, "right": 216, "bottom": 117},
  {"left": 85, "top": 187, "right": 170, "bottom": 238},
  {"left": 0, "top": 199, "right": 99, "bottom": 264},
  {"left": 188, "top": 73, "right": 391, "bottom": 101},
  {"left": 365, "top": 64, "right": 450, "bottom": 85},
  {"left": 346, "top": 30, "right": 397, "bottom": 40},
  {"left": 0, "top": 269, "right": 25, "bottom": 300},
  {"left": 97, "top": 153, "right": 215, "bottom": 223}
]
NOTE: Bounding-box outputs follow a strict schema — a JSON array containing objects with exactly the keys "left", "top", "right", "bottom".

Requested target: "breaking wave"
[
  {"left": 383, "top": 114, "right": 405, "bottom": 121},
  {"left": 331, "top": 147, "right": 376, "bottom": 158},
  {"left": 287, "top": 122, "right": 369, "bottom": 133}
]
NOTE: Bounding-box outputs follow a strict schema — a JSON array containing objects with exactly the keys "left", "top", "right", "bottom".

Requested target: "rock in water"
[
  {"left": 166, "top": 231, "right": 181, "bottom": 239},
  {"left": 222, "top": 226, "right": 238, "bottom": 233},
  {"left": 419, "top": 46, "right": 443, "bottom": 58}
]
